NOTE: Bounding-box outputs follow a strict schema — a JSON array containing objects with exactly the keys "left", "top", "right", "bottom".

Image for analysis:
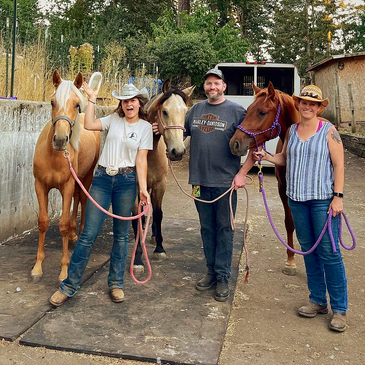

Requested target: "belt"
[{"left": 97, "top": 165, "right": 135, "bottom": 176}]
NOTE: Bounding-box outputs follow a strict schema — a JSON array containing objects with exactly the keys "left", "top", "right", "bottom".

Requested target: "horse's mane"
[
  {"left": 52, "top": 80, "right": 86, "bottom": 151},
  {"left": 155, "top": 86, "right": 187, "bottom": 108}
]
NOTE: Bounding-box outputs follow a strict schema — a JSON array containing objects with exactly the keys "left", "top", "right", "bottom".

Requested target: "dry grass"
[{"left": 0, "top": 41, "right": 156, "bottom": 106}]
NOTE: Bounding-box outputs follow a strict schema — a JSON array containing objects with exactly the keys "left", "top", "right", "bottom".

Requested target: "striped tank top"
[{"left": 286, "top": 121, "right": 334, "bottom": 202}]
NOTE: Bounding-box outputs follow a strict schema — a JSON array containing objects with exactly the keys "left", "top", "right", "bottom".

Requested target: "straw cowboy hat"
[
  {"left": 112, "top": 84, "right": 150, "bottom": 104},
  {"left": 292, "top": 85, "right": 329, "bottom": 107}
]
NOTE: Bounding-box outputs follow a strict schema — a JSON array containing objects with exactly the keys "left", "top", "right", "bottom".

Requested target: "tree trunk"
[{"left": 178, "top": 0, "right": 190, "bottom": 26}]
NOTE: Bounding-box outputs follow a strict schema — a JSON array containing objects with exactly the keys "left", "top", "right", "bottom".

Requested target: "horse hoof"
[
  {"left": 153, "top": 252, "right": 167, "bottom": 260},
  {"left": 150, "top": 237, "right": 157, "bottom": 246},
  {"left": 282, "top": 265, "right": 297, "bottom": 276},
  {"left": 133, "top": 265, "right": 145, "bottom": 274},
  {"left": 31, "top": 274, "right": 42, "bottom": 283}
]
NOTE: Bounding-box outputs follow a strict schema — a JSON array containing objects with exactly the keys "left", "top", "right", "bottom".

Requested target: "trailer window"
[
  {"left": 257, "top": 67, "right": 295, "bottom": 95},
  {"left": 218, "top": 65, "right": 295, "bottom": 96}
]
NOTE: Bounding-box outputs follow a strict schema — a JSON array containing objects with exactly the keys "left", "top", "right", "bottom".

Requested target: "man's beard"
[{"left": 206, "top": 90, "right": 223, "bottom": 103}]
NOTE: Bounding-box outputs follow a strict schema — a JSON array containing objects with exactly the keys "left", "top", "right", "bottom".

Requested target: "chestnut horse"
[
  {"left": 132, "top": 80, "right": 195, "bottom": 272},
  {"left": 230, "top": 81, "right": 301, "bottom": 275},
  {"left": 32, "top": 70, "right": 101, "bottom": 282}
]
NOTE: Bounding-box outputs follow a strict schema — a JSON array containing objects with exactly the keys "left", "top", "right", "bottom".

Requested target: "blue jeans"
[
  {"left": 288, "top": 198, "right": 348, "bottom": 314},
  {"left": 194, "top": 186, "right": 237, "bottom": 280},
  {"left": 60, "top": 169, "right": 137, "bottom": 297}
]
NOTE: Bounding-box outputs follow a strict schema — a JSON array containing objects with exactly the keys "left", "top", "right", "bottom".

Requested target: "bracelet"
[
  {"left": 88, "top": 99, "right": 96, "bottom": 104},
  {"left": 333, "top": 192, "right": 344, "bottom": 198}
]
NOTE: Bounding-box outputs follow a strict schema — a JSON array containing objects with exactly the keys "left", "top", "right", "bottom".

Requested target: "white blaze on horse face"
[
  {"left": 52, "top": 81, "right": 83, "bottom": 151},
  {"left": 162, "top": 94, "right": 187, "bottom": 161}
]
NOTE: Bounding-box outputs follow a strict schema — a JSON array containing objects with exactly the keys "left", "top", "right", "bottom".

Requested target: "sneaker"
[
  {"left": 195, "top": 274, "right": 217, "bottom": 291},
  {"left": 329, "top": 312, "right": 347, "bottom": 332},
  {"left": 214, "top": 277, "right": 229, "bottom": 302},
  {"left": 298, "top": 302, "right": 328, "bottom": 318},
  {"left": 110, "top": 288, "right": 125, "bottom": 303},
  {"left": 49, "top": 290, "right": 69, "bottom": 307}
]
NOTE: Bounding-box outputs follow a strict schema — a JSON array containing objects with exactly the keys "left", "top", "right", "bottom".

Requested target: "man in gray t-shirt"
[{"left": 184, "top": 69, "right": 255, "bottom": 302}]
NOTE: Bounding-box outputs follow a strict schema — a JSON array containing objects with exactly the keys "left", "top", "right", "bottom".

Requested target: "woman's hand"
[
  {"left": 139, "top": 188, "right": 150, "bottom": 206},
  {"left": 253, "top": 150, "right": 267, "bottom": 161},
  {"left": 328, "top": 196, "right": 343, "bottom": 217},
  {"left": 83, "top": 82, "right": 98, "bottom": 101}
]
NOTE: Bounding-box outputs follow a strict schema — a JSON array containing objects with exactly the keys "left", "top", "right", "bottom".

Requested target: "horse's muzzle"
[{"left": 230, "top": 139, "right": 249, "bottom": 157}]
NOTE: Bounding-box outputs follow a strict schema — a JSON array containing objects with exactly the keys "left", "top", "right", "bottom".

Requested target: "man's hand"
[{"left": 152, "top": 122, "right": 160, "bottom": 135}]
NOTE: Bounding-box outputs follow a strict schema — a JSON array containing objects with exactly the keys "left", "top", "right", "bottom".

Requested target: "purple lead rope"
[{"left": 258, "top": 172, "right": 356, "bottom": 255}]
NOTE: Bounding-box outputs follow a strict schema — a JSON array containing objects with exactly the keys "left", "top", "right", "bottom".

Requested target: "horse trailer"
[{"left": 216, "top": 62, "right": 301, "bottom": 165}]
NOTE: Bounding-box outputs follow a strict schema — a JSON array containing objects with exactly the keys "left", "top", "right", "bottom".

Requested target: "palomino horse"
[
  {"left": 32, "top": 70, "right": 101, "bottom": 282},
  {"left": 229, "top": 81, "right": 301, "bottom": 275},
  {"left": 132, "top": 80, "right": 195, "bottom": 272}
]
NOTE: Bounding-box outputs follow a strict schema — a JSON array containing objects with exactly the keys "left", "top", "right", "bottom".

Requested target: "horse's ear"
[
  {"left": 268, "top": 81, "right": 276, "bottom": 99},
  {"left": 182, "top": 84, "right": 196, "bottom": 98},
  {"left": 74, "top": 72, "right": 83, "bottom": 89},
  {"left": 182, "top": 84, "right": 196, "bottom": 108},
  {"left": 252, "top": 83, "right": 261, "bottom": 95},
  {"left": 162, "top": 79, "right": 171, "bottom": 94},
  {"left": 53, "top": 70, "right": 62, "bottom": 89}
]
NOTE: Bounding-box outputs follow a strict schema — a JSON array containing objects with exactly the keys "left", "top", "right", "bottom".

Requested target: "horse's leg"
[
  {"left": 57, "top": 180, "right": 75, "bottom": 282},
  {"left": 151, "top": 187, "right": 166, "bottom": 260},
  {"left": 78, "top": 171, "right": 94, "bottom": 235},
  {"left": 151, "top": 221, "right": 157, "bottom": 246},
  {"left": 131, "top": 202, "right": 145, "bottom": 273},
  {"left": 68, "top": 184, "right": 80, "bottom": 243},
  {"left": 31, "top": 180, "right": 49, "bottom": 282},
  {"left": 276, "top": 165, "right": 296, "bottom": 276}
]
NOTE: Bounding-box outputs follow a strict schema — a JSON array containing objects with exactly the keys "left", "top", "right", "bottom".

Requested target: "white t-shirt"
[{"left": 98, "top": 113, "right": 153, "bottom": 168}]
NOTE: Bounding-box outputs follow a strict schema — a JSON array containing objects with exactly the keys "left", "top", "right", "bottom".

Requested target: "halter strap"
[
  {"left": 52, "top": 105, "right": 81, "bottom": 130},
  {"left": 237, "top": 103, "right": 282, "bottom": 155},
  {"left": 157, "top": 108, "right": 186, "bottom": 136}
]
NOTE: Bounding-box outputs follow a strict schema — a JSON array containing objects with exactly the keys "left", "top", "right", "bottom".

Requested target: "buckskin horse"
[
  {"left": 132, "top": 80, "right": 195, "bottom": 273},
  {"left": 32, "top": 70, "right": 101, "bottom": 282},
  {"left": 229, "top": 81, "right": 301, "bottom": 275}
]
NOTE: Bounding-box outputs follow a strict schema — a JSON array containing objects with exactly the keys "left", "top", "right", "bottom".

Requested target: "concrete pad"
[
  {"left": 20, "top": 218, "right": 245, "bottom": 365},
  {"left": 0, "top": 218, "right": 113, "bottom": 341}
]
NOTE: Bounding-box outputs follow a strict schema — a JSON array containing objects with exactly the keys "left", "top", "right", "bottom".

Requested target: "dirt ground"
[{"left": 1, "top": 149, "right": 364, "bottom": 365}]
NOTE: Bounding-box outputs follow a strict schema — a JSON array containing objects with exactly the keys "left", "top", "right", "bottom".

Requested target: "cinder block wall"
[{"left": 0, "top": 100, "right": 113, "bottom": 243}]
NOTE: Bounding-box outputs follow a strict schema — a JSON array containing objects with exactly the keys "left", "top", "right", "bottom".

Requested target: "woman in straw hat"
[
  {"left": 50, "top": 82, "right": 153, "bottom": 306},
  {"left": 254, "top": 85, "right": 348, "bottom": 332}
]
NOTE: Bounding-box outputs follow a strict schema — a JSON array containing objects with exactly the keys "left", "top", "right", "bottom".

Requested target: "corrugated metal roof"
[{"left": 306, "top": 51, "right": 365, "bottom": 71}]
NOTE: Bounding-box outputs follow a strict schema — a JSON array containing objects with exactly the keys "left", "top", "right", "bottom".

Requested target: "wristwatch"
[{"left": 333, "top": 192, "right": 344, "bottom": 198}]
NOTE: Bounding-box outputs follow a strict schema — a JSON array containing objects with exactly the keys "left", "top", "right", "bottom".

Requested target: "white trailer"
[{"left": 216, "top": 62, "right": 301, "bottom": 165}]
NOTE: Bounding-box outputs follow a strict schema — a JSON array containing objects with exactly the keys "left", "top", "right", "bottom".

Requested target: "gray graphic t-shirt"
[{"left": 185, "top": 99, "right": 246, "bottom": 187}]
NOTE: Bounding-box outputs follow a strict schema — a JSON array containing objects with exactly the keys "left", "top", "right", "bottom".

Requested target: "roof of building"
[{"left": 306, "top": 51, "right": 365, "bottom": 71}]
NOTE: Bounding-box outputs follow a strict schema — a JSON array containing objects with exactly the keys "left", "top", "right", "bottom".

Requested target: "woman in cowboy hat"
[
  {"left": 254, "top": 85, "right": 348, "bottom": 332},
  {"left": 50, "top": 82, "right": 153, "bottom": 306}
]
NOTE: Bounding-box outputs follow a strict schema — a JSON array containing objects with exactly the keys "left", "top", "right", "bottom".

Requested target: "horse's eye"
[
  {"left": 51, "top": 101, "right": 54, "bottom": 107},
  {"left": 163, "top": 110, "right": 168, "bottom": 117},
  {"left": 259, "top": 110, "right": 267, "bottom": 117}
]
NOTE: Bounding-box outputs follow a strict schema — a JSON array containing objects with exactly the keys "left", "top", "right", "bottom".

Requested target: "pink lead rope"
[{"left": 63, "top": 150, "right": 152, "bottom": 285}]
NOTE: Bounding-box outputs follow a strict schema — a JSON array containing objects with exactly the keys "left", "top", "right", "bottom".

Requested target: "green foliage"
[
  {"left": 149, "top": 6, "right": 249, "bottom": 85},
  {"left": 149, "top": 31, "right": 216, "bottom": 86},
  {"left": 0, "top": 0, "right": 41, "bottom": 44}
]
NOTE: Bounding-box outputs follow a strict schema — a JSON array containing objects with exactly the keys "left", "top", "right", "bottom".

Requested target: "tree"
[
  {"left": 0, "top": 0, "right": 41, "bottom": 44},
  {"left": 267, "top": 0, "right": 339, "bottom": 79},
  {"left": 149, "top": 5, "right": 249, "bottom": 86}
]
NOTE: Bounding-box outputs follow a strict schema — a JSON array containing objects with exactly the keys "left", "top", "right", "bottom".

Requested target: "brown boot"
[
  {"left": 329, "top": 312, "right": 347, "bottom": 332},
  {"left": 298, "top": 302, "right": 328, "bottom": 318},
  {"left": 49, "top": 290, "right": 69, "bottom": 307},
  {"left": 110, "top": 288, "right": 125, "bottom": 303}
]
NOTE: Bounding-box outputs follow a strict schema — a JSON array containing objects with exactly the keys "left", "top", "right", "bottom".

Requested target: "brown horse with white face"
[
  {"left": 32, "top": 70, "right": 101, "bottom": 282},
  {"left": 230, "top": 81, "right": 301, "bottom": 275},
  {"left": 132, "top": 80, "right": 195, "bottom": 272}
]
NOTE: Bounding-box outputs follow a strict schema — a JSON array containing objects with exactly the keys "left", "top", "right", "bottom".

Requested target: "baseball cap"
[{"left": 204, "top": 69, "right": 225, "bottom": 82}]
